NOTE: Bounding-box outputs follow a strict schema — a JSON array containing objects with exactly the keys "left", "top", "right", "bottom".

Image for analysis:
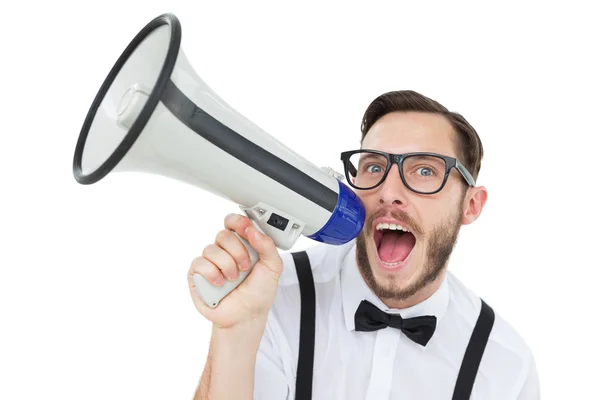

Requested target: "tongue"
[{"left": 378, "top": 231, "right": 416, "bottom": 263}]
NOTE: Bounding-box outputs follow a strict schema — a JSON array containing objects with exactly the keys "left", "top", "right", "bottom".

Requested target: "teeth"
[{"left": 376, "top": 222, "right": 409, "bottom": 232}]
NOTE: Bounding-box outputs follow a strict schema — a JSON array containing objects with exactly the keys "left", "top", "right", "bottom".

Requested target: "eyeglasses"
[{"left": 340, "top": 149, "right": 475, "bottom": 194}]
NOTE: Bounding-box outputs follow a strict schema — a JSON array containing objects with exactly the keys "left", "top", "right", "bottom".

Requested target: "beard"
[{"left": 356, "top": 203, "right": 463, "bottom": 302}]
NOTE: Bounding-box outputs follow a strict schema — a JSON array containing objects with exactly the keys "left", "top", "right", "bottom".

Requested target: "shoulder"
[
  {"left": 269, "top": 239, "right": 354, "bottom": 317},
  {"left": 277, "top": 239, "right": 356, "bottom": 286},
  {"left": 445, "top": 272, "right": 538, "bottom": 397},
  {"left": 446, "top": 272, "right": 533, "bottom": 358},
  {"left": 260, "top": 239, "right": 354, "bottom": 356}
]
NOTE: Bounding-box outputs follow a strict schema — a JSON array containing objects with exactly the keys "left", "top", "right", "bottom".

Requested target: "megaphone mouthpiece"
[{"left": 73, "top": 13, "right": 366, "bottom": 308}]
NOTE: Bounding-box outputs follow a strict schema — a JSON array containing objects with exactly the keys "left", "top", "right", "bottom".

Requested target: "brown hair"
[{"left": 360, "top": 90, "right": 484, "bottom": 182}]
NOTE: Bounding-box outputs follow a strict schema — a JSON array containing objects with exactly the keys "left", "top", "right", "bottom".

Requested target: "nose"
[{"left": 377, "top": 163, "right": 409, "bottom": 206}]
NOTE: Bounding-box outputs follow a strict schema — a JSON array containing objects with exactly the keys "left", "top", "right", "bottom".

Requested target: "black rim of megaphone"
[{"left": 72, "top": 13, "right": 182, "bottom": 185}]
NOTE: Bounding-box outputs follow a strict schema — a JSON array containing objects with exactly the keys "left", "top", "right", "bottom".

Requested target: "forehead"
[{"left": 362, "top": 111, "right": 458, "bottom": 157}]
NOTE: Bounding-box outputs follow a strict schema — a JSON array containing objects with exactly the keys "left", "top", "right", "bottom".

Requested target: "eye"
[
  {"left": 366, "top": 164, "right": 384, "bottom": 174},
  {"left": 416, "top": 167, "right": 434, "bottom": 177}
]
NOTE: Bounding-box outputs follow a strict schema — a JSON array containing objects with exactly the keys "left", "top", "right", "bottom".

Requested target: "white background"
[{"left": 1, "top": 1, "right": 598, "bottom": 399}]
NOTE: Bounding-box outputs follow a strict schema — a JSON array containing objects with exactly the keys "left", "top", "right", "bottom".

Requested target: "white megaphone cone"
[{"left": 73, "top": 13, "right": 365, "bottom": 308}]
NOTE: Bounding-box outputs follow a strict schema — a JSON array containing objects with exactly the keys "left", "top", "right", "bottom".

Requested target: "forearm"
[{"left": 195, "top": 318, "right": 267, "bottom": 400}]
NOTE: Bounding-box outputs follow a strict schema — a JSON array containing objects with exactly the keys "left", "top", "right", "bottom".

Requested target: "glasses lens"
[
  {"left": 347, "top": 151, "right": 389, "bottom": 189},
  {"left": 402, "top": 155, "right": 447, "bottom": 193}
]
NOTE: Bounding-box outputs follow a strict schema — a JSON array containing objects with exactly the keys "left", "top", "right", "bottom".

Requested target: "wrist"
[{"left": 212, "top": 315, "right": 268, "bottom": 349}]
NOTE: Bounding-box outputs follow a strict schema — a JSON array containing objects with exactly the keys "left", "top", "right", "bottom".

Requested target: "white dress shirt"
[{"left": 253, "top": 240, "right": 540, "bottom": 399}]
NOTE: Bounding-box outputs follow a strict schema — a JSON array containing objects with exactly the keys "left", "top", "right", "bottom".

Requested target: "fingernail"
[
  {"left": 240, "top": 260, "right": 250, "bottom": 271},
  {"left": 215, "top": 276, "right": 224, "bottom": 286}
]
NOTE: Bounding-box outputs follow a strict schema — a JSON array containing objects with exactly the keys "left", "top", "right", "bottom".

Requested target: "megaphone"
[{"left": 72, "top": 13, "right": 365, "bottom": 308}]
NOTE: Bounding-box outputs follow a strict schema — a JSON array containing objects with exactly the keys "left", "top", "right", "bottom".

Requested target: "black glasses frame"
[{"left": 340, "top": 149, "right": 476, "bottom": 194}]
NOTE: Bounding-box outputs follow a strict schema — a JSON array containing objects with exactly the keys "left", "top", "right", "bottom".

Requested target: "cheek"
[
  {"left": 419, "top": 200, "right": 461, "bottom": 231},
  {"left": 413, "top": 200, "right": 447, "bottom": 230},
  {"left": 356, "top": 192, "right": 378, "bottom": 213}
]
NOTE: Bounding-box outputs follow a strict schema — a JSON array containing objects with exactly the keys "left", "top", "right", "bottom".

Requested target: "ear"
[{"left": 462, "top": 185, "right": 488, "bottom": 225}]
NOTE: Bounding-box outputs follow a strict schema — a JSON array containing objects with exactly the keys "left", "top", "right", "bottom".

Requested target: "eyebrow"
[{"left": 358, "top": 154, "right": 385, "bottom": 163}]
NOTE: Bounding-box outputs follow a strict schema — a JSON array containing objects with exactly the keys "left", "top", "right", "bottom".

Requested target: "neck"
[{"left": 380, "top": 270, "right": 447, "bottom": 310}]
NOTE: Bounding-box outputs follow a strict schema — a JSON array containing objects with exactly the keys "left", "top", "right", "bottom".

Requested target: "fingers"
[
  {"left": 189, "top": 255, "right": 225, "bottom": 287},
  {"left": 215, "top": 229, "right": 251, "bottom": 272},
  {"left": 202, "top": 243, "right": 239, "bottom": 282},
  {"left": 224, "top": 213, "right": 253, "bottom": 240},
  {"left": 244, "top": 224, "right": 283, "bottom": 275},
  {"left": 224, "top": 213, "right": 282, "bottom": 275},
  {"left": 188, "top": 215, "right": 253, "bottom": 291}
]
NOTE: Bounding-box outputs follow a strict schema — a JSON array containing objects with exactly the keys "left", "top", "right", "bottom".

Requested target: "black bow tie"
[{"left": 354, "top": 300, "right": 437, "bottom": 346}]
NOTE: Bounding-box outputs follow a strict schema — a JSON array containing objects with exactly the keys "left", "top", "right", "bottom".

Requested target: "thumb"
[{"left": 244, "top": 225, "right": 283, "bottom": 275}]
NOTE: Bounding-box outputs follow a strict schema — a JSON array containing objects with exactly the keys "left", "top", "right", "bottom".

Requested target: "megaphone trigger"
[{"left": 238, "top": 202, "right": 307, "bottom": 250}]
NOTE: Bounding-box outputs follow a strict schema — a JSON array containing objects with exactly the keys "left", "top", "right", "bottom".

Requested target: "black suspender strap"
[
  {"left": 291, "top": 251, "right": 316, "bottom": 400},
  {"left": 290, "top": 249, "right": 494, "bottom": 400},
  {"left": 451, "top": 299, "right": 495, "bottom": 400}
]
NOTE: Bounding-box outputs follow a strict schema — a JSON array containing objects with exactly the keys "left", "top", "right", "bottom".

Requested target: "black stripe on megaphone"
[{"left": 161, "top": 80, "right": 339, "bottom": 213}]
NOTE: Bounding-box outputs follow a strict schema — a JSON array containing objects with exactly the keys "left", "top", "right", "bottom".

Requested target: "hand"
[{"left": 187, "top": 214, "right": 284, "bottom": 329}]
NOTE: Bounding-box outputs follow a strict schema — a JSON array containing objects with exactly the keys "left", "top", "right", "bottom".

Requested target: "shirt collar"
[{"left": 340, "top": 242, "right": 450, "bottom": 333}]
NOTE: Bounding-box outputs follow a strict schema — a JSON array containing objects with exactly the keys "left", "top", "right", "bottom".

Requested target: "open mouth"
[{"left": 373, "top": 222, "right": 417, "bottom": 264}]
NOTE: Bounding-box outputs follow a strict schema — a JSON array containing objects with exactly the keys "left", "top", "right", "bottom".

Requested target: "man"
[{"left": 188, "top": 90, "right": 540, "bottom": 399}]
